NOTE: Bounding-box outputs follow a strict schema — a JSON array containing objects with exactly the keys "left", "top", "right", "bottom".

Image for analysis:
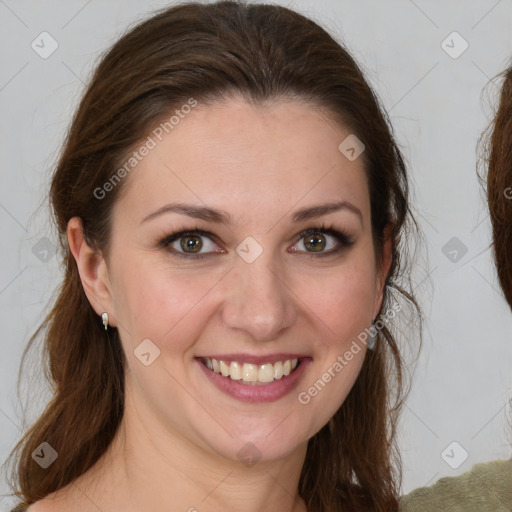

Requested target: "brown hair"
[
  {"left": 6, "top": 2, "right": 420, "bottom": 510},
  {"left": 484, "top": 66, "right": 512, "bottom": 308}
]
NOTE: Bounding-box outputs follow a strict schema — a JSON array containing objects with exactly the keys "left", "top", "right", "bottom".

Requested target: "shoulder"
[
  {"left": 12, "top": 489, "right": 73, "bottom": 512},
  {"left": 400, "top": 458, "right": 512, "bottom": 511},
  {"left": 10, "top": 502, "right": 51, "bottom": 512},
  {"left": 12, "top": 500, "right": 64, "bottom": 512}
]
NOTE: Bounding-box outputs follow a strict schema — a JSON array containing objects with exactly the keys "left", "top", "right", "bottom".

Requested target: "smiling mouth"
[{"left": 200, "top": 357, "right": 301, "bottom": 385}]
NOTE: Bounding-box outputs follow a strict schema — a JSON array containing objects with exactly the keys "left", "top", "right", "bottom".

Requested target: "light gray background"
[{"left": 1, "top": 0, "right": 512, "bottom": 508}]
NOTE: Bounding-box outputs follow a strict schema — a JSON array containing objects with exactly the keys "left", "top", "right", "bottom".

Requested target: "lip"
[
  {"left": 196, "top": 353, "right": 308, "bottom": 365},
  {"left": 196, "top": 356, "right": 312, "bottom": 403}
]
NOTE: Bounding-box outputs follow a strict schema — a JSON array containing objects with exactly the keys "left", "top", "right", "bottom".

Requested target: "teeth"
[
  {"left": 219, "top": 359, "right": 230, "bottom": 377},
  {"left": 230, "top": 361, "right": 242, "bottom": 380},
  {"left": 258, "top": 363, "right": 274, "bottom": 383},
  {"left": 203, "top": 357, "right": 300, "bottom": 384},
  {"left": 273, "top": 361, "right": 283, "bottom": 380},
  {"left": 242, "top": 363, "right": 258, "bottom": 382}
]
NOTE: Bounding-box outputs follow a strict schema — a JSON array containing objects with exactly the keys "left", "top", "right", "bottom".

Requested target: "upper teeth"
[{"left": 203, "top": 358, "right": 299, "bottom": 383}]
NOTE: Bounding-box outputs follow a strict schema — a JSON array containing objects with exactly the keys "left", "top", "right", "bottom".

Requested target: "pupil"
[
  {"left": 306, "top": 234, "right": 325, "bottom": 252},
  {"left": 181, "top": 235, "right": 202, "bottom": 253}
]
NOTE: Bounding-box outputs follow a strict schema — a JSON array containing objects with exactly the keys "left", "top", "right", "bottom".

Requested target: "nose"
[{"left": 221, "top": 251, "right": 298, "bottom": 342}]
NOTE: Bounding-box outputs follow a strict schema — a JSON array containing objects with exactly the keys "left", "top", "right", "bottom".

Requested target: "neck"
[{"left": 79, "top": 387, "right": 309, "bottom": 512}]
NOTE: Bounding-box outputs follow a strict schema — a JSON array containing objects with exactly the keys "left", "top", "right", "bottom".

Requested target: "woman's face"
[{"left": 96, "top": 98, "right": 390, "bottom": 464}]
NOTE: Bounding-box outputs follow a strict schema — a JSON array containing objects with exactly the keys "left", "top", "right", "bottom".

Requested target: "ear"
[
  {"left": 373, "top": 224, "right": 393, "bottom": 318},
  {"left": 67, "top": 217, "right": 117, "bottom": 327}
]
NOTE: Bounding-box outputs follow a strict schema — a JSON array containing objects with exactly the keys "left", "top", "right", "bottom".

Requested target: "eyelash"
[{"left": 159, "top": 224, "right": 355, "bottom": 260}]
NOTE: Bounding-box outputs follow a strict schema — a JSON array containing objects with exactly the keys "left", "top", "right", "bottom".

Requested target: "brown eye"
[
  {"left": 303, "top": 234, "right": 326, "bottom": 252},
  {"left": 160, "top": 229, "right": 223, "bottom": 259},
  {"left": 180, "top": 235, "right": 203, "bottom": 253},
  {"left": 291, "top": 227, "right": 355, "bottom": 257}
]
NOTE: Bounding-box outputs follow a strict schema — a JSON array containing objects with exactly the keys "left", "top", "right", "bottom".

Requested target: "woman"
[
  {"left": 6, "top": 2, "right": 419, "bottom": 511},
  {"left": 400, "top": 67, "right": 512, "bottom": 511}
]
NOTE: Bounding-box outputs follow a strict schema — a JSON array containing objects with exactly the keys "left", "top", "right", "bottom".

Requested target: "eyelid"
[
  {"left": 159, "top": 227, "right": 223, "bottom": 259},
  {"left": 159, "top": 224, "right": 354, "bottom": 259},
  {"left": 294, "top": 226, "right": 354, "bottom": 246},
  {"left": 160, "top": 228, "right": 219, "bottom": 247}
]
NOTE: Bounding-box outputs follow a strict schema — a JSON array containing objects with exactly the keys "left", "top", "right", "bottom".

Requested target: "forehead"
[{"left": 114, "top": 99, "right": 370, "bottom": 226}]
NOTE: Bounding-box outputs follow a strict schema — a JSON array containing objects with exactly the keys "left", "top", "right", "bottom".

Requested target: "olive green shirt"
[{"left": 400, "top": 459, "right": 512, "bottom": 511}]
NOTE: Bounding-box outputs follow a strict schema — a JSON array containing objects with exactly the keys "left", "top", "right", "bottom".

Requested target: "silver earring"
[
  {"left": 368, "top": 321, "right": 377, "bottom": 350},
  {"left": 102, "top": 312, "right": 109, "bottom": 331}
]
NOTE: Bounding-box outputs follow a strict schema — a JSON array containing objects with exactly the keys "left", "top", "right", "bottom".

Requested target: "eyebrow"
[{"left": 140, "top": 200, "right": 362, "bottom": 226}]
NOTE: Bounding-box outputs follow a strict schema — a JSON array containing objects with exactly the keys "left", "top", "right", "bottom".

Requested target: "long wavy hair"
[
  {"left": 482, "top": 66, "right": 512, "bottom": 308},
  {"left": 6, "top": 2, "right": 420, "bottom": 511}
]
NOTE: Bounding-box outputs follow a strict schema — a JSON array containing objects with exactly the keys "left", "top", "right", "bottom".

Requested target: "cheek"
[
  {"left": 294, "top": 259, "right": 375, "bottom": 417},
  {"left": 111, "top": 256, "right": 226, "bottom": 349},
  {"left": 110, "top": 243, "right": 377, "bottom": 360},
  {"left": 293, "top": 259, "right": 377, "bottom": 345}
]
